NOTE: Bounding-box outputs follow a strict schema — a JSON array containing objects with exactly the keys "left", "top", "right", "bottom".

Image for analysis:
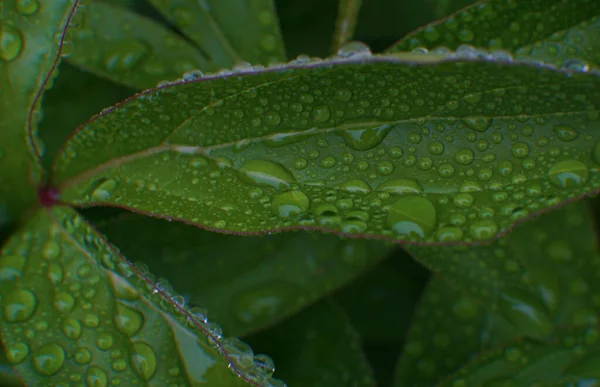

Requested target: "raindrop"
[
  {"left": 336, "top": 41, "right": 372, "bottom": 58},
  {"left": 547, "top": 159, "right": 589, "bottom": 188},
  {"left": 3, "top": 289, "right": 37, "bottom": 322},
  {"left": 0, "top": 25, "right": 24, "bottom": 62},
  {"left": 341, "top": 123, "right": 392, "bottom": 151},
  {"left": 115, "top": 302, "right": 144, "bottom": 336},
  {"left": 33, "top": 343, "right": 65, "bottom": 376},
  {"left": 272, "top": 191, "right": 310, "bottom": 218},
  {"left": 386, "top": 196, "right": 437, "bottom": 238},
  {"left": 552, "top": 125, "right": 578, "bottom": 142},
  {"left": 238, "top": 160, "right": 296, "bottom": 190},
  {"left": 17, "top": 0, "right": 40, "bottom": 15},
  {"left": 90, "top": 178, "right": 118, "bottom": 201},
  {"left": 0, "top": 255, "right": 26, "bottom": 282},
  {"left": 86, "top": 366, "right": 109, "bottom": 387},
  {"left": 376, "top": 179, "right": 423, "bottom": 195},
  {"left": 5, "top": 342, "right": 29, "bottom": 364},
  {"left": 130, "top": 342, "right": 157, "bottom": 380}
]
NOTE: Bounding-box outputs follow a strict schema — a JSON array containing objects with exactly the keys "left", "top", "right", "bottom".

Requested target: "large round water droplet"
[
  {"left": 3, "top": 289, "right": 37, "bottom": 322},
  {"left": 552, "top": 125, "right": 578, "bottom": 142},
  {"left": 386, "top": 196, "right": 437, "bottom": 238},
  {"left": 271, "top": 191, "right": 310, "bottom": 218},
  {"left": 547, "top": 159, "right": 588, "bottom": 188},
  {"left": 130, "top": 342, "right": 157, "bottom": 380},
  {"left": 5, "top": 342, "right": 29, "bottom": 364},
  {"left": 33, "top": 343, "right": 65, "bottom": 376},
  {"left": 17, "top": 0, "right": 40, "bottom": 15},
  {"left": 0, "top": 25, "right": 24, "bottom": 62},
  {"left": 0, "top": 255, "right": 26, "bottom": 282},
  {"left": 337, "top": 41, "right": 372, "bottom": 58},
  {"left": 86, "top": 366, "right": 109, "bottom": 387},
  {"left": 341, "top": 123, "right": 392, "bottom": 151},
  {"left": 115, "top": 302, "right": 144, "bottom": 336},
  {"left": 104, "top": 39, "right": 149, "bottom": 72},
  {"left": 464, "top": 117, "right": 491, "bottom": 132},
  {"left": 238, "top": 160, "right": 296, "bottom": 190},
  {"left": 376, "top": 179, "right": 423, "bottom": 195},
  {"left": 90, "top": 179, "right": 118, "bottom": 201},
  {"left": 469, "top": 220, "right": 498, "bottom": 241},
  {"left": 337, "top": 179, "right": 371, "bottom": 194}
]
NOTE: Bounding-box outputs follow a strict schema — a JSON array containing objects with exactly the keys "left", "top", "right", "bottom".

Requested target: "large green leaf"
[
  {"left": 246, "top": 299, "right": 374, "bottom": 387},
  {"left": 148, "top": 0, "right": 286, "bottom": 68},
  {"left": 90, "top": 211, "right": 391, "bottom": 336},
  {"left": 0, "top": 206, "right": 285, "bottom": 386},
  {"left": 52, "top": 54, "right": 600, "bottom": 244},
  {"left": 332, "top": 0, "right": 363, "bottom": 52},
  {"left": 437, "top": 326, "right": 600, "bottom": 386},
  {"left": 0, "top": 0, "right": 76, "bottom": 222},
  {"left": 67, "top": 1, "right": 207, "bottom": 90},
  {"left": 388, "top": 0, "right": 600, "bottom": 70},
  {"left": 396, "top": 201, "right": 600, "bottom": 386}
]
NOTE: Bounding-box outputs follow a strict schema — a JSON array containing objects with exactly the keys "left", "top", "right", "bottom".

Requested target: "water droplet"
[
  {"left": 90, "top": 179, "right": 118, "bottom": 201},
  {"left": 386, "top": 196, "right": 437, "bottom": 238},
  {"left": 17, "top": 0, "right": 39, "bottom": 15},
  {"left": 74, "top": 347, "right": 91, "bottom": 365},
  {"left": 469, "top": 220, "right": 498, "bottom": 241},
  {"left": 86, "top": 366, "right": 109, "bottom": 387},
  {"left": 96, "top": 333, "right": 114, "bottom": 350},
  {"left": 338, "top": 179, "right": 371, "bottom": 194},
  {"left": 5, "top": 342, "right": 29, "bottom": 364},
  {"left": 3, "top": 289, "right": 37, "bottom": 322},
  {"left": 47, "top": 262, "right": 64, "bottom": 285},
  {"left": 335, "top": 88, "right": 352, "bottom": 102},
  {"left": 83, "top": 313, "right": 100, "bottom": 328},
  {"left": 0, "top": 25, "right": 24, "bottom": 62},
  {"left": 54, "top": 292, "right": 75, "bottom": 313},
  {"left": 511, "top": 142, "right": 529, "bottom": 158},
  {"left": 182, "top": 69, "right": 204, "bottom": 81},
  {"left": 312, "top": 106, "right": 331, "bottom": 122},
  {"left": 115, "top": 302, "right": 144, "bottom": 336},
  {"left": 0, "top": 255, "right": 26, "bottom": 281},
  {"left": 376, "top": 179, "right": 423, "bottom": 195},
  {"left": 464, "top": 117, "right": 491, "bottom": 132},
  {"left": 341, "top": 123, "right": 392, "bottom": 151},
  {"left": 222, "top": 337, "right": 255, "bottom": 370},
  {"left": 563, "top": 58, "right": 589, "bottom": 72},
  {"left": 272, "top": 191, "right": 310, "bottom": 218},
  {"left": 547, "top": 159, "right": 589, "bottom": 188},
  {"left": 337, "top": 41, "right": 372, "bottom": 58},
  {"left": 265, "top": 111, "right": 281, "bottom": 126},
  {"left": 62, "top": 318, "right": 82, "bottom": 340},
  {"left": 33, "top": 343, "right": 65, "bottom": 376},
  {"left": 455, "top": 149, "right": 474, "bottom": 165},
  {"left": 130, "top": 342, "right": 157, "bottom": 380},
  {"left": 436, "top": 227, "right": 464, "bottom": 242},
  {"left": 104, "top": 39, "right": 149, "bottom": 72},
  {"left": 553, "top": 125, "right": 578, "bottom": 142},
  {"left": 254, "top": 353, "right": 275, "bottom": 377},
  {"left": 428, "top": 141, "right": 445, "bottom": 155},
  {"left": 238, "top": 160, "right": 296, "bottom": 190},
  {"left": 42, "top": 240, "right": 60, "bottom": 260}
]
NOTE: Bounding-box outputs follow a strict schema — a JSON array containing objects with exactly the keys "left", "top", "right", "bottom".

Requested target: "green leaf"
[
  {"left": 148, "top": 0, "right": 286, "bottom": 68},
  {"left": 387, "top": 0, "right": 600, "bottom": 70},
  {"left": 90, "top": 211, "right": 392, "bottom": 336},
  {"left": 0, "top": 0, "right": 75, "bottom": 221},
  {"left": 52, "top": 55, "right": 600, "bottom": 244},
  {"left": 332, "top": 0, "right": 363, "bottom": 53},
  {"left": 426, "top": 0, "right": 478, "bottom": 19},
  {"left": 396, "top": 201, "right": 600, "bottom": 386},
  {"left": 246, "top": 299, "right": 374, "bottom": 387},
  {"left": 67, "top": 1, "right": 208, "bottom": 90},
  {"left": 0, "top": 206, "right": 285, "bottom": 386},
  {"left": 437, "top": 325, "right": 600, "bottom": 386}
]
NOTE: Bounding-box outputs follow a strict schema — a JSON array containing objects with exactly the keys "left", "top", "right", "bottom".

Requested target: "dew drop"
[
  {"left": 54, "top": 292, "right": 75, "bottom": 313},
  {"left": 33, "top": 343, "right": 65, "bottom": 376},
  {"left": 74, "top": 347, "right": 91, "bottom": 365},
  {"left": 104, "top": 39, "right": 149, "bottom": 72},
  {"left": 115, "top": 302, "right": 144, "bottom": 336},
  {"left": 552, "top": 125, "right": 579, "bottom": 142},
  {"left": 17, "top": 0, "right": 40, "bottom": 15},
  {"left": 6, "top": 342, "right": 29, "bottom": 364},
  {"left": 312, "top": 106, "right": 331, "bottom": 122},
  {"left": 222, "top": 337, "right": 255, "bottom": 370},
  {"left": 254, "top": 353, "right": 275, "bottom": 377},
  {"left": 455, "top": 149, "right": 474, "bottom": 165},
  {"left": 96, "top": 333, "right": 114, "bottom": 350},
  {"left": 341, "top": 123, "right": 392, "bottom": 151},
  {"left": 336, "top": 41, "right": 372, "bottom": 58},
  {"left": 62, "top": 318, "right": 82, "bottom": 340},
  {"left": 86, "top": 366, "right": 109, "bottom": 387},
  {"left": 386, "top": 196, "right": 437, "bottom": 238},
  {"left": 272, "top": 191, "right": 310, "bottom": 218},
  {"left": 469, "top": 219, "right": 498, "bottom": 241},
  {"left": 0, "top": 255, "right": 26, "bottom": 282},
  {"left": 337, "top": 179, "right": 371, "bottom": 194},
  {"left": 547, "top": 159, "right": 589, "bottom": 188},
  {"left": 0, "top": 25, "right": 24, "bottom": 62},
  {"left": 3, "top": 289, "right": 37, "bottom": 322},
  {"left": 130, "top": 342, "right": 157, "bottom": 380},
  {"left": 90, "top": 179, "right": 118, "bottom": 201},
  {"left": 464, "top": 117, "right": 491, "bottom": 132},
  {"left": 436, "top": 227, "right": 464, "bottom": 242},
  {"left": 376, "top": 179, "right": 423, "bottom": 195},
  {"left": 238, "top": 160, "right": 296, "bottom": 190}
]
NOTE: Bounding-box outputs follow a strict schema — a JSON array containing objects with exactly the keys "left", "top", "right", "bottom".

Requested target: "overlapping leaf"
[
  {"left": 52, "top": 54, "right": 600, "bottom": 244},
  {"left": 67, "top": 1, "right": 207, "bottom": 90},
  {"left": 246, "top": 299, "right": 375, "bottom": 387},
  {"left": 332, "top": 0, "right": 363, "bottom": 52},
  {"left": 396, "top": 201, "right": 600, "bottom": 386},
  {"left": 90, "top": 210, "right": 391, "bottom": 336},
  {"left": 0, "top": 206, "right": 285, "bottom": 386},
  {"left": 149, "top": 0, "right": 286, "bottom": 68},
  {"left": 388, "top": 0, "right": 600, "bottom": 70},
  {"left": 0, "top": 0, "right": 75, "bottom": 222}
]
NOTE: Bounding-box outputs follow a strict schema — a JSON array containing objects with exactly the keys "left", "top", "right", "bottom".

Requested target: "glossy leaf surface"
[
  {"left": 397, "top": 201, "right": 600, "bottom": 386},
  {"left": 53, "top": 55, "right": 600, "bottom": 244},
  {"left": 67, "top": 1, "right": 207, "bottom": 90},
  {"left": 388, "top": 0, "right": 600, "bottom": 70},
  {"left": 148, "top": 0, "right": 286, "bottom": 68},
  {"left": 438, "top": 326, "right": 600, "bottom": 386},
  {"left": 92, "top": 211, "right": 392, "bottom": 336},
  {"left": 332, "top": 0, "right": 363, "bottom": 52},
  {"left": 0, "top": 207, "right": 284, "bottom": 386},
  {"left": 246, "top": 299, "right": 374, "bottom": 387},
  {"left": 0, "top": 0, "right": 75, "bottom": 220}
]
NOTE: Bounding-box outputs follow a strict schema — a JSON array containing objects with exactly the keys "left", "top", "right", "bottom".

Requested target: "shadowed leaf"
[
  {"left": 148, "top": 0, "right": 285, "bottom": 68},
  {"left": 246, "top": 299, "right": 374, "bottom": 387},
  {"left": 67, "top": 1, "right": 207, "bottom": 90},
  {"left": 52, "top": 54, "right": 600, "bottom": 244},
  {"left": 332, "top": 0, "right": 363, "bottom": 53},
  {"left": 396, "top": 201, "right": 600, "bottom": 386},
  {"left": 387, "top": 0, "right": 600, "bottom": 70},
  {"left": 0, "top": 207, "right": 285, "bottom": 386},
  {"left": 90, "top": 211, "right": 392, "bottom": 337}
]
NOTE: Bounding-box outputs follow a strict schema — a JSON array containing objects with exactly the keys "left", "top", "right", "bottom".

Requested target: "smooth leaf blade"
[
  {"left": 52, "top": 55, "right": 600, "bottom": 244},
  {"left": 387, "top": 0, "right": 600, "bottom": 69},
  {"left": 67, "top": 1, "right": 208, "bottom": 90},
  {"left": 90, "top": 211, "right": 392, "bottom": 337},
  {"left": 0, "top": 0, "right": 76, "bottom": 221},
  {"left": 396, "top": 201, "right": 600, "bottom": 386},
  {"left": 0, "top": 207, "right": 285, "bottom": 386},
  {"left": 246, "top": 299, "right": 375, "bottom": 387},
  {"left": 148, "top": 0, "right": 286, "bottom": 68}
]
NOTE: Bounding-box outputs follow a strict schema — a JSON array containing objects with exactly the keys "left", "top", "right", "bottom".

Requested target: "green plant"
[{"left": 1, "top": 0, "right": 600, "bottom": 386}]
